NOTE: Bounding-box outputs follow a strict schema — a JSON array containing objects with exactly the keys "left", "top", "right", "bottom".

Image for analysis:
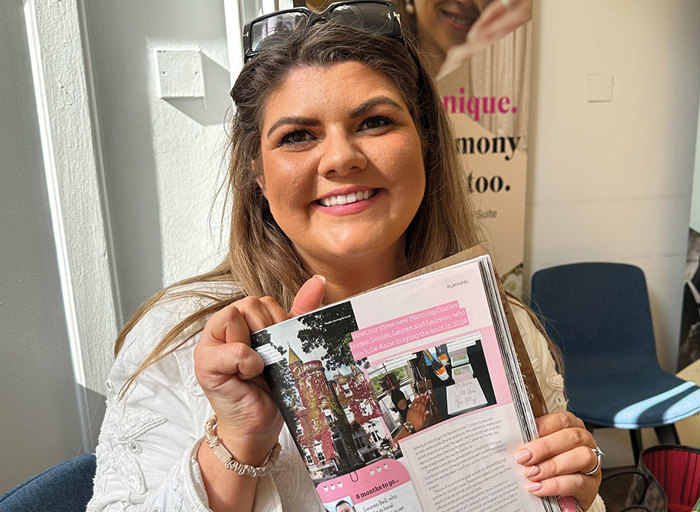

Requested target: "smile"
[
  {"left": 318, "top": 189, "right": 377, "bottom": 207},
  {"left": 439, "top": 9, "right": 475, "bottom": 31}
]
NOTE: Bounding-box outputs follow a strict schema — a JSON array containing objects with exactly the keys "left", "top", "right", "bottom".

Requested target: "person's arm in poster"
[
  {"left": 392, "top": 393, "right": 430, "bottom": 441},
  {"left": 438, "top": 0, "right": 532, "bottom": 79}
]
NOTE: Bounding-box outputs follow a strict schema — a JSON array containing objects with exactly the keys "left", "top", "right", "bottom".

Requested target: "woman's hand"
[
  {"left": 393, "top": 392, "right": 431, "bottom": 442},
  {"left": 194, "top": 276, "right": 326, "bottom": 466},
  {"left": 515, "top": 411, "right": 602, "bottom": 511},
  {"left": 469, "top": 0, "right": 532, "bottom": 48},
  {"left": 405, "top": 393, "right": 430, "bottom": 431},
  {"left": 438, "top": 0, "right": 532, "bottom": 79}
]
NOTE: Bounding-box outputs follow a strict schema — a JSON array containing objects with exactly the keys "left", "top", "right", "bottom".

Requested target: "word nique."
[{"left": 442, "top": 89, "right": 517, "bottom": 121}]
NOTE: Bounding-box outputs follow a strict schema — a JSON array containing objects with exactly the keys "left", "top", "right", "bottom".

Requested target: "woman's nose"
[{"left": 317, "top": 129, "right": 367, "bottom": 177}]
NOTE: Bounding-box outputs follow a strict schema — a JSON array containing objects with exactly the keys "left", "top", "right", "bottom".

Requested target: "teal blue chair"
[
  {"left": 0, "top": 453, "right": 96, "bottom": 512},
  {"left": 530, "top": 262, "right": 700, "bottom": 464}
]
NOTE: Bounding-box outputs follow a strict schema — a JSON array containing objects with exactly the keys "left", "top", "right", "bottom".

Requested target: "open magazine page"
[{"left": 252, "top": 256, "right": 556, "bottom": 512}]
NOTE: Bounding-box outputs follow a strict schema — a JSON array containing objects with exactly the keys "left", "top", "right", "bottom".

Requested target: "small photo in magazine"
[
  {"left": 367, "top": 338, "right": 497, "bottom": 440},
  {"left": 323, "top": 497, "right": 356, "bottom": 512},
  {"left": 258, "top": 301, "right": 398, "bottom": 484}
]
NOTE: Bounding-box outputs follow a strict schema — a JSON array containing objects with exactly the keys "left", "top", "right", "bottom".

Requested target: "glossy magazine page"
[{"left": 252, "top": 254, "right": 560, "bottom": 512}]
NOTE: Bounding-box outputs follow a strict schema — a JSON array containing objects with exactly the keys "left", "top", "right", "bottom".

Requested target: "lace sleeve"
[
  {"left": 585, "top": 494, "right": 606, "bottom": 512},
  {"left": 86, "top": 297, "right": 215, "bottom": 511}
]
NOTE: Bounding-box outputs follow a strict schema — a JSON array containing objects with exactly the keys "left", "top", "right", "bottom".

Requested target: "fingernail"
[
  {"left": 515, "top": 450, "right": 532, "bottom": 463},
  {"left": 524, "top": 465, "right": 539, "bottom": 478},
  {"left": 526, "top": 482, "right": 541, "bottom": 492},
  {"left": 313, "top": 275, "right": 326, "bottom": 284}
]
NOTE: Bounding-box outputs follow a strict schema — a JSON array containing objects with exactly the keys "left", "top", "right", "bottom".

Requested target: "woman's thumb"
[{"left": 289, "top": 275, "right": 326, "bottom": 317}]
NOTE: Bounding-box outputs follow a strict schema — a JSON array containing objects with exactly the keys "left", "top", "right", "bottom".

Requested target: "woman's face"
[
  {"left": 257, "top": 62, "right": 425, "bottom": 272},
  {"left": 415, "top": 0, "right": 492, "bottom": 54}
]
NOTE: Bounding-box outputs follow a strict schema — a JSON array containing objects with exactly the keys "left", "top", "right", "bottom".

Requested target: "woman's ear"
[{"left": 253, "top": 160, "right": 267, "bottom": 198}]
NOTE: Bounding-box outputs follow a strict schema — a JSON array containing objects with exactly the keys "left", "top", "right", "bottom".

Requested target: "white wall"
[
  {"left": 0, "top": 0, "right": 233, "bottom": 492},
  {"left": 83, "top": 0, "right": 231, "bottom": 320},
  {"left": 527, "top": 0, "right": 700, "bottom": 466},
  {"left": 0, "top": 1, "right": 85, "bottom": 493}
]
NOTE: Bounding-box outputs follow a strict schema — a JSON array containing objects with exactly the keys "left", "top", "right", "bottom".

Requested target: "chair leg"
[
  {"left": 629, "top": 429, "right": 642, "bottom": 466},
  {"left": 653, "top": 424, "right": 680, "bottom": 445}
]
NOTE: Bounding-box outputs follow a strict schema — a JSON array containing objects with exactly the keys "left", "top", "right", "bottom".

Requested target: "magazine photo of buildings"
[{"left": 256, "top": 301, "right": 396, "bottom": 483}]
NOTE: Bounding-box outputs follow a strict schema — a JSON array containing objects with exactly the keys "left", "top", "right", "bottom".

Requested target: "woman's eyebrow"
[
  {"left": 266, "top": 116, "right": 319, "bottom": 138},
  {"left": 265, "top": 97, "right": 403, "bottom": 138},
  {"left": 350, "top": 96, "right": 404, "bottom": 118}
]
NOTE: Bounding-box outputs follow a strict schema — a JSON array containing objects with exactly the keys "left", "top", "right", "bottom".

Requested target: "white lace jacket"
[{"left": 87, "top": 290, "right": 605, "bottom": 512}]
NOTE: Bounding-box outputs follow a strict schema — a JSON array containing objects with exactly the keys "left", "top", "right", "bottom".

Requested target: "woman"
[{"left": 88, "top": 5, "right": 604, "bottom": 511}]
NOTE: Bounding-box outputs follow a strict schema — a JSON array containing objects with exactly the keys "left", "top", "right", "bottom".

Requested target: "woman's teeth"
[
  {"left": 444, "top": 11, "right": 470, "bottom": 27},
  {"left": 319, "top": 189, "right": 376, "bottom": 207}
]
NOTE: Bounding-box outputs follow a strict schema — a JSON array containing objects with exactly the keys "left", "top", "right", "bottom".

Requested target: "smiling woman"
[
  {"left": 257, "top": 63, "right": 426, "bottom": 295},
  {"left": 86, "top": 6, "right": 604, "bottom": 512}
]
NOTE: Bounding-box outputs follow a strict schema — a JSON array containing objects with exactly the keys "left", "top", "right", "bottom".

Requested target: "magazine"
[{"left": 252, "top": 246, "right": 566, "bottom": 512}]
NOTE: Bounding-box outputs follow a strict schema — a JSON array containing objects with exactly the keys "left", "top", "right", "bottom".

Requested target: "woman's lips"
[
  {"left": 318, "top": 188, "right": 377, "bottom": 207},
  {"left": 312, "top": 188, "right": 382, "bottom": 216},
  {"left": 439, "top": 8, "right": 477, "bottom": 33}
]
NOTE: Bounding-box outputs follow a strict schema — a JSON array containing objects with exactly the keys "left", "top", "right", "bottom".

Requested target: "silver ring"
[
  {"left": 500, "top": 0, "right": 512, "bottom": 8},
  {"left": 583, "top": 447, "right": 604, "bottom": 476}
]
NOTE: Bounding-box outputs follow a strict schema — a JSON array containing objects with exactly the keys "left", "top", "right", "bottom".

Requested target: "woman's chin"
[
  {"left": 325, "top": 244, "right": 396, "bottom": 264},
  {"left": 297, "top": 236, "right": 405, "bottom": 272}
]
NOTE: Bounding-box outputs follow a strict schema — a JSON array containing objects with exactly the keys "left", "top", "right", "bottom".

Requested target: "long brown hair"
[{"left": 116, "top": 23, "right": 540, "bottom": 394}]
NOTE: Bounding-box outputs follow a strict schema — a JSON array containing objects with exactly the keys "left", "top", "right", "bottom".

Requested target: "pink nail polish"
[
  {"left": 515, "top": 450, "right": 532, "bottom": 463},
  {"left": 524, "top": 465, "right": 539, "bottom": 478},
  {"left": 526, "top": 482, "right": 542, "bottom": 492}
]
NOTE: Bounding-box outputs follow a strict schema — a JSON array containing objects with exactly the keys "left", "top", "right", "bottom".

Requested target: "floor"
[{"left": 599, "top": 466, "right": 636, "bottom": 511}]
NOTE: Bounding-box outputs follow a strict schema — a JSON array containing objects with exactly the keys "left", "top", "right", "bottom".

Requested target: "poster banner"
[
  {"left": 678, "top": 100, "right": 700, "bottom": 372},
  {"left": 395, "top": 0, "right": 533, "bottom": 295},
  {"left": 679, "top": 228, "right": 700, "bottom": 371}
]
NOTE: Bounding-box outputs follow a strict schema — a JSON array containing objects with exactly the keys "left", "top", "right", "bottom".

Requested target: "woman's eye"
[
  {"left": 360, "top": 115, "right": 393, "bottom": 131},
  {"left": 280, "top": 130, "right": 312, "bottom": 146}
]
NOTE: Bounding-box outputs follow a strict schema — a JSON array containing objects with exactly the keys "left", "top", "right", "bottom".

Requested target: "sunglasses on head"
[{"left": 242, "top": 0, "right": 403, "bottom": 63}]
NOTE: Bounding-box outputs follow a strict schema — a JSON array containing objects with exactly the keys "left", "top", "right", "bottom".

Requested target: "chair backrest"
[
  {"left": 530, "top": 262, "right": 661, "bottom": 374},
  {"left": 0, "top": 453, "right": 96, "bottom": 512}
]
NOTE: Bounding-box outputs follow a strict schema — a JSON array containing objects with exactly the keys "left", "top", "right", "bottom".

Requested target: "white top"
[{"left": 87, "top": 288, "right": 605, "bottom": 512}]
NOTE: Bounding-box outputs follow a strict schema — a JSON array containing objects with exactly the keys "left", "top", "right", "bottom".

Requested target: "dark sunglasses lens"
[
  {"left": 250, "top": 12, "right": 308, "bottom": 52},
  {"left": 330, "top": 2, "right": 394, "bottom": 34}
]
